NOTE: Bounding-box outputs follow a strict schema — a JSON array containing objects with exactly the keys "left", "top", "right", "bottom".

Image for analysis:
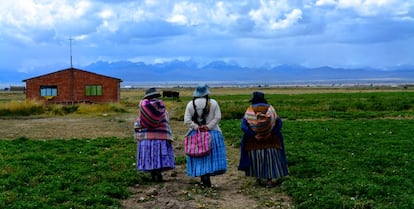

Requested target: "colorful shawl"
[
  {"left": 134, "top": 99, "right": 173, "bottom": 141},
  {"left": 244, "top": 104, "right": 278, "bottom": 140},
  {"left": 138, "top": 99, "right": 167, "bottom": 128}
]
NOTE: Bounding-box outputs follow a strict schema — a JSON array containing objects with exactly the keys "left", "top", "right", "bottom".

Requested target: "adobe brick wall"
[{"left": 24, "top": 68, "right": 121, "bottom": 103}]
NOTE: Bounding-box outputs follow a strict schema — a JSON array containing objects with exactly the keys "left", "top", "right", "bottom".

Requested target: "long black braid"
[{"left": 192, "top": 95, "right": 210, "bottom": 125}]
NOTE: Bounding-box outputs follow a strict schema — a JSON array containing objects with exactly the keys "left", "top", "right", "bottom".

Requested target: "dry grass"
[{"left": 0, "top": 114, "right": 189, "bottom": 141}]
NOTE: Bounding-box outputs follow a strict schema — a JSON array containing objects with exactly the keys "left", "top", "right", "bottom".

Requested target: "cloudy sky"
[{"left": 1, "top": 0, "right": 413, "bottom": 75}]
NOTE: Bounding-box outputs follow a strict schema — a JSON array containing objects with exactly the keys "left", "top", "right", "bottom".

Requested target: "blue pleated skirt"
[
  {"left": 136, "top": 139, "right": 176, "bottom": 172},
  {"left": 244, "top": 148, "right": 289, "bottom": 179},
  {"left": 186, "top": 130, "right": 227, "bottom": 177}
]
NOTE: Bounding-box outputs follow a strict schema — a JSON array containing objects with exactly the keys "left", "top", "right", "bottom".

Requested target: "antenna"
[{"left": 69, "top": 37, "right": 73, "bottom": 68}]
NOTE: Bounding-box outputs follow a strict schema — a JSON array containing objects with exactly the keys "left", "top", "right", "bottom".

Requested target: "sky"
[{"left": 1, "top": 0, "right": 414, "bottom": 75}]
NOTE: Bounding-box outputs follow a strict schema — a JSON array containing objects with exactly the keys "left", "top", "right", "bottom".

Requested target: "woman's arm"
[
  {"left": 184, "top": 101, "right": 199, "bottom": 130},
  {"left": 241, "top": 118, "right": 255, "bottom": 136},
  {"left": 272, "top": 117, "right": 283, "bottom": 133},
  {"left": 206, "top": 99, "right": 221, "bottom": 130}
]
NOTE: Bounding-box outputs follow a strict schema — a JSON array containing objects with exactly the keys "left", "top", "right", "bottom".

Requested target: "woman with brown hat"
[
  {"left": 134, "top": 87, "right": 175, "bottom": 182},
  {"left": 184, "top": 84, "right": 227, "bottom": 187},
  {"left": 238, "top": 91, "right": 288, "bottom": 187}
]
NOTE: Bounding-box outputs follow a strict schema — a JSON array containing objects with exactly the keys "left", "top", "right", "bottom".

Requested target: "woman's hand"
[{"left": 199, "top": 125, "right": 209, "bottom": 132}]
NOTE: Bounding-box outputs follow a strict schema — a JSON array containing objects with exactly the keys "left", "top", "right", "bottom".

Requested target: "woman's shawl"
[
  {"left": 238, "top": 117, "right": 285, "bottom": 171},
  {"left": 134, "top": 99, "right": 173, "bottom": 141},
  {"left": 138, "top": 99, "right": 167, "bottom": 128},
  {"left": 243, "top": 103, "right": 278, "bottom": 140}
]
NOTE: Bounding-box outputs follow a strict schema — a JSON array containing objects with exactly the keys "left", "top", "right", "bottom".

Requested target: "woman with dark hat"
[
  {"left": 238, "top": 91, "right": 288, "bottom": 187},
  {"left": 134, "top": 87, "right": 175, "bottom": 182},
  {"left": 184, "top": 84, "right": 227, "bottom": 187}
]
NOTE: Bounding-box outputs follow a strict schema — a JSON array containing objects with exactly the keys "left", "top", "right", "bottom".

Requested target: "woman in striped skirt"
[
  {"left": 134, "top": 87, "right": 175, "bottom": 182},
  {"left": 238, "top": 91, "right": 289, "bottom": 187},
  {"left": 184, "top": 84, "right": 227, "bottom": 187}
]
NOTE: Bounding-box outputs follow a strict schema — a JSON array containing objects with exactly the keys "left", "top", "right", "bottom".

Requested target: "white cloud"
[
  {"left": 98, "top": 9, "right": 115, "bottom": 19},
  {"left": 167, "top": 2, "right": 201, "bottom": 26},
  {"left": 0, "top": 0, "right": 413, "bottom": 71},
  {"left": 210, "top": 2, "right": 239, "bottom": 26},
  {"left": 270, "top": 8, "right": 302, "bottom": 30},
  {"left": 0, "top": 0, "right": 94, "bottom": 44},
  {"left": 248, "top": 0, "right": 303, "bottom": 31},
  {"left": 334, "top": 0, "right": 413, "bottom": 16},
  {"left": 315, "top": 0, "right": 336, "bottom": 7}
]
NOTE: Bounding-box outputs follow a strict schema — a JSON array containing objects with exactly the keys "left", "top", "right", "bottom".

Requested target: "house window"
[
  {"left": 85, "top": 85, "right": 102, "bottom": 96},
  {"left": 40, "top": 86, "right": 57, "bottom": 96}
]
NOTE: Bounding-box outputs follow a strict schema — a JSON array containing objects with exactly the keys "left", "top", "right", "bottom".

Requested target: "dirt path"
[
  {"left": 0, "top": 115, "right": 293, "bottom": 209},
  {"left": 121, "top": 144, "right": 293, "bottom": 209},
  {"left": 121, "top": 130, "right": 293, "bottom": 209}
]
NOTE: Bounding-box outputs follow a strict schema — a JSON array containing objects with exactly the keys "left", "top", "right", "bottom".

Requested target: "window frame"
[
  {"left": 40, "top": 85, "right": 58, "bottom": 97},
  {"left": 85, "top": 85, "right": 103, "bottom": 96}
]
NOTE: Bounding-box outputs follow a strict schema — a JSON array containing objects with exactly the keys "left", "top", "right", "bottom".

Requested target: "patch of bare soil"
[
  {"left": 0, "top": 114, "right": 135, "bottom": 140},
  {"left": 0, "top": 115, "right": 294, "bottom": 209}
]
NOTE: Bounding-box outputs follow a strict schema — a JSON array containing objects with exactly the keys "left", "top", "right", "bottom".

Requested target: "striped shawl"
[
  {"left": 244, "top": 104, "right": 278, "bottom": 140},
  {"left": 134, "top": 99, "right": 173, "bottom": 141}
]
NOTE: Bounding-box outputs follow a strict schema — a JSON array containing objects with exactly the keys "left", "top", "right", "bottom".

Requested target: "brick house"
[{"left": 23, "top": 68, "right": 122, "bottom": 103}]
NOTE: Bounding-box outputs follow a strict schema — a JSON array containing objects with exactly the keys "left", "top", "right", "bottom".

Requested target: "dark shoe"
[
  {"left": 256, "top": 178, "right": 266, "bottom": 186},
  {"left": 200, "top": 175, "right": 211, "bottom": 188},
  {"left": 150, "top": 171, "right": 157, "bottom": 182},
  {"left": 156, "top": 172, "right": 164, "bottom": 182},
  {"left": 266, "top": 179, "right": 274, "bottom": 188},
  {"left": 150, "top": 170, "right": 164, "bottom": 182}
]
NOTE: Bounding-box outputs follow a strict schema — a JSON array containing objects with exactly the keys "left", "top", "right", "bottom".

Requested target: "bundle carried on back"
[
  {"left": 138, "top": 99, "right": 167, "bottom": 128},
  {"left": 244, "top": 104, "right": 278, "bottom": 140},
  {"left": 134, "top": 99, "right": 172, "bottom": 141}
]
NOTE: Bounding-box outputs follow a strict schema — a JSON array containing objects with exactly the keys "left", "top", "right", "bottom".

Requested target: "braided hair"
[{"left": 192, "top": 95, "right": 210, "bottom": 125}]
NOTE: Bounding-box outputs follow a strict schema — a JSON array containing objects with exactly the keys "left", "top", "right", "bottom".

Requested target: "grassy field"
[{"left": 0, "top": 87, "right": 413, "bottom": 208}]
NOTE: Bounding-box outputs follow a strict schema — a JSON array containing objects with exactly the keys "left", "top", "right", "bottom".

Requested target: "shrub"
[{"left": 76, "top": 103, "right": 127, "bottom": 115}]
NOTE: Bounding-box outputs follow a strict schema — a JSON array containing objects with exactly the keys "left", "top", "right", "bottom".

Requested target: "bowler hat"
[
  {"left": 193, "top": 84, "right": 211, "bottom": 97},
  {"left": 249, "top": 91, "right": 268, "bottom": 104},
  {"left": 144, "top": 87, "right": 161, "bottom": 99}
]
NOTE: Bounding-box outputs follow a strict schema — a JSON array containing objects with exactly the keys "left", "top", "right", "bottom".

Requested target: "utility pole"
[
  {"left": 69, "top": 37, "right": 74, "bottom": 104},
  {"left": 69, "top": 37, "right": 73, "bottom": 68}
]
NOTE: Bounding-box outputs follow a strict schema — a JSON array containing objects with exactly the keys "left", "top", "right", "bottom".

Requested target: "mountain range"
[{"left": 2, "top": 60, "right": 414, "bottom": 88}]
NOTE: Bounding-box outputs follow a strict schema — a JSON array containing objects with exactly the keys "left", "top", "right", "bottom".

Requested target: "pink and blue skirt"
[{"left": 186, "top": 130, "right": 227, "bottom": 177}]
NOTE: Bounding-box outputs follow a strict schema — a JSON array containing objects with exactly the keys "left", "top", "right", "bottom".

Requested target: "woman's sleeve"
[
  {"left": 241, "top": 118, "right": 255, "bottom": 137},
  {"left": 184, "top": 101, "right": 199, "bottom": 130},
  {"left": 272, "top": 117, "right": 283, "bottom": 133},
  {"left": 134, "top": 101, "right": 143, "bottom": 130},
  {"left": 206, "top": 100, "right": 221, "bottom": 130}
]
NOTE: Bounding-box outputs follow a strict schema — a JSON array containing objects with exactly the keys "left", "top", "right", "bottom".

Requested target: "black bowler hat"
[
  {"left": 144, "top": 87, "right": 161, "bottom": 99},
  {"left": 249, "top": 91, "right": 267, "bottom": 104}
]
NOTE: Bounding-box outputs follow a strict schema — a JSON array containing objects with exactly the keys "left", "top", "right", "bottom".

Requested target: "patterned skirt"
[
  {"left": 244, "top": 148, "right": 289, "bottom": 179},
  {"left": 136, "top": 139, "right": 175, "bottom": 172},
  {"left": 186, "top": 130, "right": 227, "bottom": 177}
]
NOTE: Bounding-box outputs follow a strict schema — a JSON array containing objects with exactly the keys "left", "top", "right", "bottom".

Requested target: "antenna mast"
[{"left": 69, "top": 37, "right": 73, "bottom": 68}]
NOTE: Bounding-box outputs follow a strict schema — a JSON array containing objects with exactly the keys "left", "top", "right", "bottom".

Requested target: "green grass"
[
  {"left": 1, "top": 90, "right": 413, "bottom": 208},
  {"left": 283, "top": 119, "right": 414, "bottom": 209},
  {"left": 0, "top": 137, "right": 142, "bottom": 209},
  {"left": 178, "top": 91, "right": 414, "bottom": 120},
  {"left": 221, "top": 118, "right": 414, "bottom": 209}
]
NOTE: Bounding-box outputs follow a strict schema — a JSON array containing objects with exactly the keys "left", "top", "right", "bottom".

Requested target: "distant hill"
[
  {"left": 2, "top": 60, "right": 413, "bottom": 88},
  {"left": 82, "top": 60, "right": 414, "bottom": 86}
]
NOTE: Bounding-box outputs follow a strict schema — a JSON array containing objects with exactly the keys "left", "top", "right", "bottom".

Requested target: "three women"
[{"left": 134, "top": 87, "right": 287, "bottom": 188}]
